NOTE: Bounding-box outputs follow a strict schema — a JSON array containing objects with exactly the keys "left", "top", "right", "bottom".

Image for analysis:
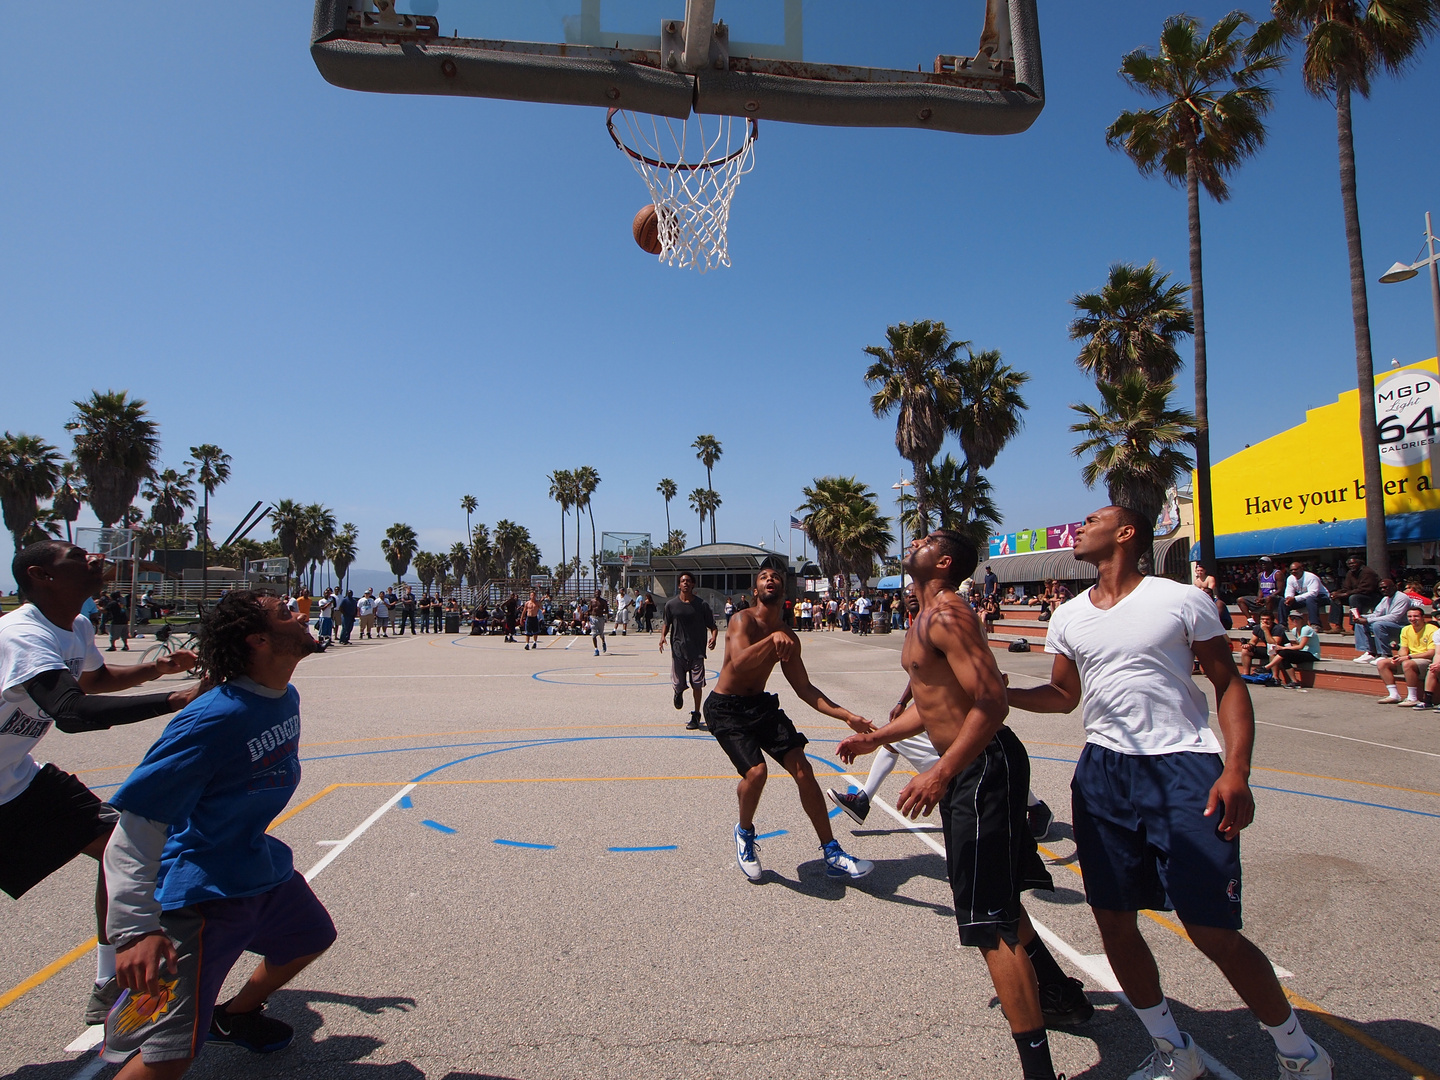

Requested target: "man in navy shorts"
[
  {"left": 1010, "top": 507, "right": 1332, "bottom": 1080},
  {"left": 101, "top": 591, "right": 336, "bottom": 1076}
]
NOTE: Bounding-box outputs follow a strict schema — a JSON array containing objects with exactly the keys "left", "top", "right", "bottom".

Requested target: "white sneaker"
[
  {"left": 1376, "top": 695, "right": 1402, "bottom": 704},
  {"left": 1127, "top": 1033, "right": 1205, "bottom": 1080},
  {"left": 821, "top": 839, "right": 874, "bottom": 879},
  {"left": 734, "top": 824, "right": 762, "bottom": 881},
  {"left": 1276, "top": 1042, "right": 1333, "bottom": 1079},
  {"left": 1354, "top": 652, "right": 1375, "bottom": 663}
]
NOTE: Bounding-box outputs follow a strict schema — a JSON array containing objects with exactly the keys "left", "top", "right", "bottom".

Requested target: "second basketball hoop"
[{"left": 608, "top": 107, "right": 757, "bottom": 273}]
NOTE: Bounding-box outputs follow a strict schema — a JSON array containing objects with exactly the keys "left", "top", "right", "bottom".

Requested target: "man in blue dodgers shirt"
[{"left": 101, "top": 591, "right": 336, "bottom": 1076}]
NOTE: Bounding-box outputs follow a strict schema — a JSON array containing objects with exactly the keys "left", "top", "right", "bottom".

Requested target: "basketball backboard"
[
  {"left": 311, "top": 0, "right": 1043, "bottom": 135},
  {"left": 75, "top": 527, "right": 135, "bottom": 562},
  {"left": 600, "top": 532, "right": 653, "bottom": 566}
]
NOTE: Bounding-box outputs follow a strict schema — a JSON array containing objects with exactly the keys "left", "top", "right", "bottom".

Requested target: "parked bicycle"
[{"left": 139, "top": 622, "right": 201, "bottom": 669}]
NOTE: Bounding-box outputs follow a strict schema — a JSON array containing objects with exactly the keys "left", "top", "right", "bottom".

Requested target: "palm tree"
[
  {"left": 688, "top": 487, "right": 709, "bottom": 543},
  {"left": 53, "top": 462, "right": 85, "bottom": 544},
  {"left": 797, "top": 476, "right": 894, "bottom": 589},
  {"left": 1071, "top": 374, "right": 1198, "bottom": 525},
  {"left": 67, "top": 390, "right": 160, "bottom": 527},
  {"left": 946, "top": 346, "right": 1030, "bottom": 525},
  {"left": 22, "top": 505, "right": 64, "bottom": 547},
  {"left": 469, "top": 523, "right": 493, "bottom": 588},
  {"left": 548, "top": 469, "right": 574, "bottom": 579},
  {"left": 188, "top": 444, "right": 231, "bottom": 604},
  {"left": 449, "top": 541, "right": 470, "bottom": 593},
  {"left": 702, "top": 489, "right": 721, "bottom": 545},
  {"left": 1108, "top": 13, "right": 1283, "bottom": 567},
  {"left": 656, "top": 528, "right": 688, "bottom": 556},
  {"left": 298, "top": 504, "right": 337, "bottom": 593},
  {"left": 142, "top": 467, "right": 196, "bottom": 590},
  {"left": 864, "top": 321, "right": 964, "bottom": 520},
  {"left": 1067, "top": 262, "right": 1193, "bottom": 384},
  {"left": 327, "top": 524, "right": 358, "bottom": 592},
  {"left": 1272, "top": 0, "right": 1439, "bottom": 569},
  {"left": 381, "top": 523, "right": 418, "bottom": 584},
  {"left": 493, "top": 519, "right": 525, "bottom": 579},
  {"left": 912, "top": 453, "right": 1003, "bottom": 551},
  {"left": 461, "top": 494, "right": 477, "bottom": 546},
  {"left": 657, "top": 478, "right": 677, "bottom": 538},
  {"left": 575, "top": 465, "right": 600, "bottom": 570},
  {"left": 270, "top": 500, "right": 306, "bottom": 592},
  {"left": 414, "top": 551, "right": 437, "bottom": 593},
  {"left": 692, "top": 436, "right": 723, "bottom": 539},
  {"left": 0, "top": 434, "right": 63, "bottom": 556}
]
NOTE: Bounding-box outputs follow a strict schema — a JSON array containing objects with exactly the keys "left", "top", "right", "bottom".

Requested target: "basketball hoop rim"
[{"left": 606, "top": 107, "right": 758, "bottom": 172}]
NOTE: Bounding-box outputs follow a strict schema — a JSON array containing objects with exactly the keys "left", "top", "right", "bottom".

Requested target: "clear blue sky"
[{"left": 3, "top": 2, "right": 1437, "bottom": 589}]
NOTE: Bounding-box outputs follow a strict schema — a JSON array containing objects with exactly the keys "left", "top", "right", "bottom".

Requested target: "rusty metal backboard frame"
[{"left": 310, "top": 0, "right": 1044, "bottom": 136}]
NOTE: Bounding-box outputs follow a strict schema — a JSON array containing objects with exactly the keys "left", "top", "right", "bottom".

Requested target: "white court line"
[
  {"left": 1254, "top": 719, "right": 1440, "bottom": 758},
  {"left": 64, "top": 1027, "right": 105, "bottom": 1053},
  {"left": 835, "top": 770, "right": 1250, "bottom": 1080}
]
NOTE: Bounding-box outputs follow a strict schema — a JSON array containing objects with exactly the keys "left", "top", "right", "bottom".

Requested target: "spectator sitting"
[
  {"left": 1238, "top": 613, "right": 1276, "bottom": 676},
  {"left": 1375, "top": 606, "right": 1436, "bottom": 706},
  {"left": 1353, "top": 578, "right": 1411, "bottom": 663},
  {"left": 1330, "top": 554, "right": 1381, "bottom": 632},
  {"left": 1403, "top": 579, "right": 1430, "bottom": 606},
  {"left": 981, "top": 597, "right": 1001, "bottom": 637},
  {"left": 1002, "top": 587, "right": 1018, "bottom": 604},
  {"left": 1265, "top": 610, "right": 1320, "bottom": 688},
  {"left": 1237, "top": 556, "right": 1282, "bottom": 625},
  {"left": 1282, "top": 561, "right": 1327, "bottom": 628}
]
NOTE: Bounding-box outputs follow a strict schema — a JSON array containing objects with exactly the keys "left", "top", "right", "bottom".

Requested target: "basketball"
[{"left": 633, "top": 204, "right": 663, "bottom": 255}]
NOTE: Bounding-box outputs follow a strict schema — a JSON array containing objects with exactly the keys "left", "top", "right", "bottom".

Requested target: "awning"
[
  {"left": 876, "top": 574, "right": 912, "bottom": 590},
  {"left": 987, "top": 537, "right": 1190, "bottom": 585}
]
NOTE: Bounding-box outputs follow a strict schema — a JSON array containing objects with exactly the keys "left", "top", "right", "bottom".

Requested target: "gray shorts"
[
  {"left": 671, "top": 652, "right": 706, "bottom": 691},
  {"left": 590, "top": 616, "right": 605, "bottom": 636}
]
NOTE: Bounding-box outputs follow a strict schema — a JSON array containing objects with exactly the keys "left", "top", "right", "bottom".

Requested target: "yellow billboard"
[{"left": 1205, "top": 358, "right": 1440, "bottom": 545}]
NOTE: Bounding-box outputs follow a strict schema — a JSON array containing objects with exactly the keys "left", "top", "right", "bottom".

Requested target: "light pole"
[
  {"left": 892, "top": 477, "right": 913, "bottom": 574},
  {"left": 1378, "top": 211, "right": 1440, "bottom": 366}
]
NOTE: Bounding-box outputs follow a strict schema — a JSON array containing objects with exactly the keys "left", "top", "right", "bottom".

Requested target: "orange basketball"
[{"left": 633, "top": 204, "right": 663, "bottom": 255}]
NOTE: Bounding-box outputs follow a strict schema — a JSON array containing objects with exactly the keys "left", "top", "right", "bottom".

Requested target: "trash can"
[{"left": 445, "top": 612, "right": 461, "bottom": 634}]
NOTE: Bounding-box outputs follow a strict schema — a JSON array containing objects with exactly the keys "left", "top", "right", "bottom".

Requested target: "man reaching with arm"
[
  {"left": 706, "top": 565, "right": 873, "bottom": 882},
  {"left": 838, "top": 531, "right": 1074, "bottom": 1080}
]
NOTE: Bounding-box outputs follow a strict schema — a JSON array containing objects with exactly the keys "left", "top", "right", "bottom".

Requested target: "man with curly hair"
[
  {"left": 1, "top": 541, "right": 205, "bottom": 1025},
  {"left": 101, "top": 590, "right": 336, "bottom": 1075}
]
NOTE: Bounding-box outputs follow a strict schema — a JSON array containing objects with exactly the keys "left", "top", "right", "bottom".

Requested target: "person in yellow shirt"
[{"left": 1375, "top": 606, "right": 1436, "bottom": 706}]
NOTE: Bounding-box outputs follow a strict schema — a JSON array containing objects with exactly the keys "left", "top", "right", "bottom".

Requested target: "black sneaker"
[
  {"left": 685, "top": 712, "right": 702, "bottom": 730},
  {"left": 1028, "top": 800, "right": 1055, "bottom": 841},
  {"left": 673, "top": 687, "right": 685, "bottom": 710},
  {"left": 208, "top": 1001, "right": 294, "bottom": 1053},
  {"left": 827, "top": 788, "right": 870, "bottom": 824},
  {"left": 1039, "top": 976, "right": 1094, "bottom": 1028},
  {"left": 84, "top": 978, "right": 120, "bottom": 1026}
]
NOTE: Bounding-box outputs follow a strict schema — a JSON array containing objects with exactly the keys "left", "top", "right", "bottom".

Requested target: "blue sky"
[{"left": 2, "top": 1, "right": 1437, "bottom": 589}]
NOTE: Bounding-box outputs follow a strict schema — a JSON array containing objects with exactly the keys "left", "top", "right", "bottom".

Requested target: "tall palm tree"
[
  {"left": 0, "top": 433, "right": 63, "bottom": 556},
  {"left": 864, "top": 321, "right": 964, "bottom": 520},
  {"left": 298, "top": 504, "right": 337, "bottom": 593},
  {"left": 911, "top": 453, "right": 1003, "bottom": 551},
  {"left": 946, "top": 346, "right": 1030, "bottom": 525},
  {"left": 1108, "top": 12, "right": 1283, "bottom": 567},
  {"left": 270, "top": 500, "right": 306, "bottom": 592},
  {"left": 657, "top": 478, "right": 677, "bottom": 538},
  {"left": 53, "top": 462, "right": 85, "bottom": 544},
  {"left": 702, "top": 489, "right": 721, "bottom": 544},
  {"left": 188, "top": 444, "right": 231, "bottom": 604},
  {"left": 1272, "top": 0, "right": 1439, "bottom": 569},
  {"left": 797, "top": 476, "right": 893, "bottom": 590},
  {"left": 1067, "top": 262, "right": 1193, "bottom": 384},
  {"left": 67, "top": 390, "right": 161, "bottom": 527},
  {"left": 22, "top": 506, "right": 64, "bottom": 547},
  {"left": 1071, "top": 374, "right": 1199, "bottom": 525},
  {"left": 493, "top": 519, "right": 525, "bottom": 579},
  {"left": 327, "top": 524, "right": 358, "bottom": 593},
  {"left": 142, "top": 467, "right": 196, "bottom": 589},
  {"left": 470, "top": 523, "right": 493, "bottom": 587},
  {"left": 575, "top": 465, "right": 601, "bottom": 570},
  {"left": 381, "top": 523, "right": 418, "bottom": 584},
  {"left": 548, "top": 469, "right": 574, "bottom": 579},
  {"left": 414, "top": 551, "right": 437, "bottom": 593},
  {"left": 692, "top": 436, "right": 723, "bottom": 538},
  {"left": 688, "top": 487, "right": 709, "bottom": 542},
  {"left": 449, "top": 541, "right": 470, "bottom": 592},
  {"left": 461, "top": 494, "right": 478, "bottom": 546}
]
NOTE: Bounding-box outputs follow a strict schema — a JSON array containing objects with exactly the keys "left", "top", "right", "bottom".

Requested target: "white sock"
[
  {"left": 863, "top": 746, "right": 899, "bottom": 799},
  {"left": 1131, "top": 998, "right": 1184, "bottom": 1046},
  {"left": 1384, "top": 685, "right": 1401, "bottom": 700},
  {"left": 95, "top": 944, "right": 116, "bottom": 985},
  {"left": 1027, "top": 790, "right": 1041, "bottom": 807},
  {"left": 1407, "top": 686, "right": 1420, "bottom": 702},
  {"left": 1264, "top": 1009, "right": 1315, "bottom": 1059}
]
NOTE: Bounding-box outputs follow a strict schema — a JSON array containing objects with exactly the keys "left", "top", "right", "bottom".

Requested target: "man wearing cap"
[
  {"left": 1236, "top": 557, "right": 1281, "bottom": 625},
  {"left": 982, "top": 565, "right": 999, "bottom": 601}
]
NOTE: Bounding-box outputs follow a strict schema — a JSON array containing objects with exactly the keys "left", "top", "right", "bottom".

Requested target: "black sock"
[
  {"left": 1025, "top": 937, "right": 1068, "bottom": 987},
  {"left": 1012, "top": 1028, "right": 1057, "bottom": 1080}
]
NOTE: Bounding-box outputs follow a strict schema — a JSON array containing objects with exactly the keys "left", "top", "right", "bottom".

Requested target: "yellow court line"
[
  {"left": 0, "top": 936, "right": 98, "bottom": 1012},
  {"left": 1036, "top": 844, "right": 1438, "bottom": 1079}
]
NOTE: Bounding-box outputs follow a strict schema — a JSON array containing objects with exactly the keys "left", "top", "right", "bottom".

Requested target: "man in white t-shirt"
[
  {"left": 1009, "top": 507, "right": 1332, "bottom": 1080},
  {"left": 0, "top": 541, "right": 207, "bottom": 1025}
]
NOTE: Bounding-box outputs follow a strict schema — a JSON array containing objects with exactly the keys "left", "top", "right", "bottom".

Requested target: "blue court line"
[
  {"left": 828, "top": 807, "right": 843, "bottom": 818},
  {"left": 398, "top": 795, "right": 413, "bottom": 808},
  {"left": 421, "top": 819, "right": 456, "bottom": 834},
  {"left": 1250, "top": 783, "right": 1440, "bottom": 819},
  {"left": 494, "top": 838, "right": 555, "bottom": 850},
  {"left": 756, "top": 829, "right": 788, "bottom": 840},
  {"left": 608, "top": 845, "right": 678, "bottom": 852}
]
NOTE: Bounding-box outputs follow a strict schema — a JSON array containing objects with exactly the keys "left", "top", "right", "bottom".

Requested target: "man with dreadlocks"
[{"left": 100, "top": 591, "right": 336, "bottom": 1074}]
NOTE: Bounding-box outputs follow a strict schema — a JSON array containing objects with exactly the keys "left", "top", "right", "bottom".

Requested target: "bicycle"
[{"left": 140, "top": 622, "right": 202, "bottom": 668}]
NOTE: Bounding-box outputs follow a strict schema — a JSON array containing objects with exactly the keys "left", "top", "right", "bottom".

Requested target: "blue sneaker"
[
  {"left": 734, "top": 824, "right": 763, "bottom": 881},
  {"left": 822, "top": 839, "right": 873, "bottom": 880}
]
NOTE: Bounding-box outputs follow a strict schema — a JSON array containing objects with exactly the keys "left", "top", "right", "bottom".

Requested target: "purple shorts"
[{"left": 103, "top": 871, "right": 336, "bottom": 1064}]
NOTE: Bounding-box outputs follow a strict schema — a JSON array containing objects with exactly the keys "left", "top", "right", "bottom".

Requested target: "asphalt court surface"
[{"left": 3, "top": 625, "right": 1438, "bottom": 1079}]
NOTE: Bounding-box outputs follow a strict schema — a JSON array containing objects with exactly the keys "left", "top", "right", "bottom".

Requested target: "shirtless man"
[
  {"left": 838, "top": 530, "right": 1069, "bottom": 1080},
  {"left": 521, "top": 591, "right": 543, "bottom": 651},
  {"left": 704, "top": 565, "right": 874, "bottom": 883}
]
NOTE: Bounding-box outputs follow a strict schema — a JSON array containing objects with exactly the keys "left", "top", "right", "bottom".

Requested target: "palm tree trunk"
[
  {"left": 1337, "top": 83, "right": 1387, "bottom": 572},
  {"left": 663, "top": 499, "right": 671, "bottom": 538},
  {"left": 588, "top": 507, "right": 598, "bottom": 578},
  {"left": 1187, "top": 148, "right": 1217, "bottom": 570},
  {"left": 911, "top": 458, "right": 931, "bottom": 533},
  {"left": 560, "top": 509, "right": 567, "bottom": 578},
  {"left": 706, "top": 467, "right": 716, "bottom": 541}
]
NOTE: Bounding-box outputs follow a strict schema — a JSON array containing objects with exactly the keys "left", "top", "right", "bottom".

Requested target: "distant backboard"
[
  {"left": 75, "top": 527, "right": 135, "bottom": 561},
  {"left": 600, "top": 532, "right": 653, "bottom": 566},
  {"left": 312, "top": 0, "right": 1043, "bottom": 135}
]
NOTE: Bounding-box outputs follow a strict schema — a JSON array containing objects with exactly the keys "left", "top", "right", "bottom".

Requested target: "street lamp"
[
  {"left": 1378, "top": 210, "right": 1440, "bottom": 366},
  {"left": 892, "top": 477, "right": 913, "bottom": 578}
]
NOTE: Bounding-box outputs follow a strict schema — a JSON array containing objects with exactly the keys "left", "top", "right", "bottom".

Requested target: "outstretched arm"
[
  {"left": 1006, "top": 653, "right": 1082, "bottom": 714},
  {"left": 780, "top": 645, "right": 873, "bottom": 733},
  {"left": 836, "top": 702, "right": 925, "bottom": 762}
]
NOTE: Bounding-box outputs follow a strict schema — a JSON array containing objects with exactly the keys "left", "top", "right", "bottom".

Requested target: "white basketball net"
[{"left": 609, "top": 108, "right": 758, "bottom": 273}]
